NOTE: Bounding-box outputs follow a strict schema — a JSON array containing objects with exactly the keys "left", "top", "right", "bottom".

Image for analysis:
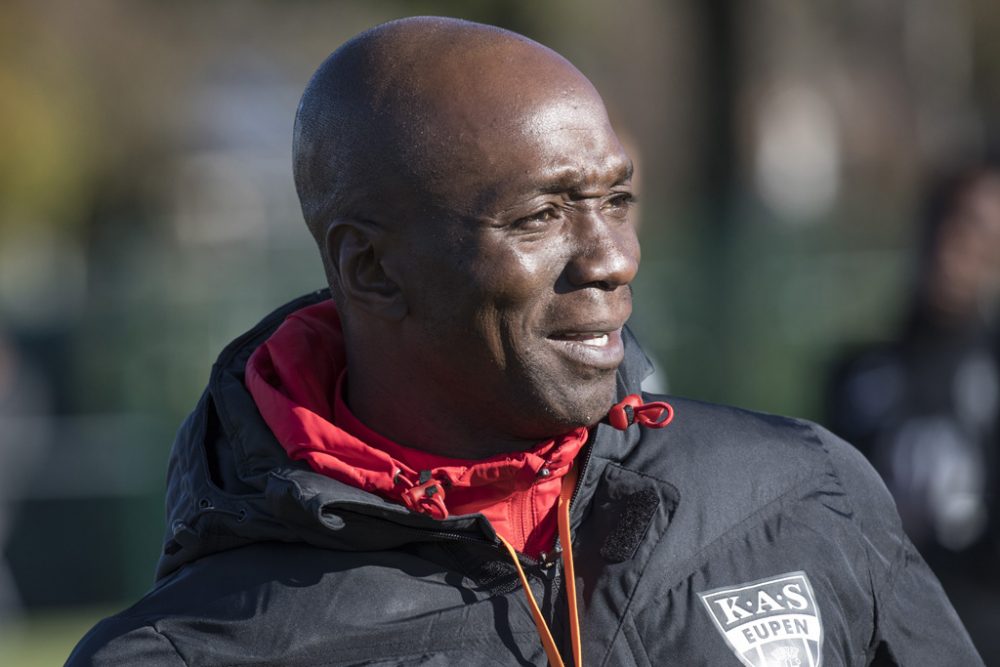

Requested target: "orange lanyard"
[{"left": 497, "top": 465, "right": 582, "bottom": 667}]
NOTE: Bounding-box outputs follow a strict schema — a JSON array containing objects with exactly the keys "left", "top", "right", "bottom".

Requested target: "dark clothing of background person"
[
  {"left": 827, "top": 165, "right": 1000, "bottom": 661},
  {"left": 827, "top": 310, "right": 1000, "bottom": 660}
]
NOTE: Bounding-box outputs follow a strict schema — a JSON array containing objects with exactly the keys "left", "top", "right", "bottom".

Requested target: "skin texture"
[{"left": 293, "top": 17, "right": 639, "bottom": 457}]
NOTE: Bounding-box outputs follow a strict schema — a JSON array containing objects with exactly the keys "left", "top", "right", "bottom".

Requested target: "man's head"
[{"left": 293, "top": 17, "right": 639, "bottom": 452}]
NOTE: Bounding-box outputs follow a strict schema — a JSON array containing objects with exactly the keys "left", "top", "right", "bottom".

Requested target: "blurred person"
[
  {"left": 827, "top": 162, "right": 1000, "bottom": 659},
  {"left": 69, "top": 18, "right": 979, "bottom": 666},
  {"left": 0, "top": 330, "right": 52, "bottom": 618}
]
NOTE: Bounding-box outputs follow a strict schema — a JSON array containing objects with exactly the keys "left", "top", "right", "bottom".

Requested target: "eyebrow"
[{"left": 535, "top": 160, "right": 634, "bottom": 197}]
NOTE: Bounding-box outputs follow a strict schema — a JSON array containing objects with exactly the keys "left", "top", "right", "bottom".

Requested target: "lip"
[{"left": 545, "top": 327, "right": 625, "bottom": 370}]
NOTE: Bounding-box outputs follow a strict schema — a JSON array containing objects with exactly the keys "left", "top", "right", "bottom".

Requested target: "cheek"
[
  {"left": 471, "top": 244, "right": 562, "bottom": 306},
  {"left": 468, "top": 247, "right": 562, "bottom": 365}
]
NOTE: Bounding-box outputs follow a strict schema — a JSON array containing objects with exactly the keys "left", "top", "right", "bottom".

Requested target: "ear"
[{"left": 325, "top": 220, "right": 407, "bottom": 320}]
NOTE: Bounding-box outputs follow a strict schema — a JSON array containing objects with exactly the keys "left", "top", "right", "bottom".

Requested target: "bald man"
[{"left": 69, "top": 17, "right": 980, "bottom": 667}]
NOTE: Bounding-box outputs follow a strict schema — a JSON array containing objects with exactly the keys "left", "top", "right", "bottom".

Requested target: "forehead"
[
  {"left": 440, "top": 92, "right": 632, "bottom": 214},
  {"left": 366, "top": 34, "right": 631, "bottom": 221},
  {"left": 520, "top": 94, "right": 630, "bottom": 175}
]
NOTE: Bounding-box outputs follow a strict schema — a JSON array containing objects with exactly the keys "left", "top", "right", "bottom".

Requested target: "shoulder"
[
  {"left": 68, "top": 541, "right": 476, "bottom": 667},
  {"left": 67, "top": 618, "right": 186, "bottom": 667},
  {"left": 635, "top": 393, "right": 885, "bottom": 482},
  {"left": 624, "top": 395, "right": 834, "bottom": 489},
  {"left": 613, "top": 397, "right": 981, "bottom": 665},
  {"left": 618, "top": 395, "right": 906, "bottom": 566}
]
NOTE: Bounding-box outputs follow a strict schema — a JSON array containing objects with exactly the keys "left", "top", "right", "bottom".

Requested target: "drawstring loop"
[
  {"left": 498, "top": 464, "right": 582, "bottom": 667},
  {"left": 399, "top": 471, "right": 449, "bottom": 519},
  {"left": 608, "top": 394, "right": 674, "bottom": 431}
]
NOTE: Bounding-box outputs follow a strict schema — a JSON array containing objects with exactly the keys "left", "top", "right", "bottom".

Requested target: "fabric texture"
[{"left": 68, "top": 291, "right": 984, "bottom": 666}]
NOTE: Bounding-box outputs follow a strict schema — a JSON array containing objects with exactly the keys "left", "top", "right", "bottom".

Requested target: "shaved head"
[
  {"left": 293, "top": 17, "right": 612, "bottom": 293},
  {"left": 294, "top": 17, "right": 637, "bottom": 453}
]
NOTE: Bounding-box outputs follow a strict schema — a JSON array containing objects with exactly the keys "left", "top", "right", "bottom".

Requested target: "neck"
[{"left": 345, "top": 358, "right": 547, "bottom": 460}]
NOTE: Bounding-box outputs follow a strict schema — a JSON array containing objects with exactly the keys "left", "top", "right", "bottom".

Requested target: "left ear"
[{"left": 325, "top": 218, "right": 408, "bottom": 321}]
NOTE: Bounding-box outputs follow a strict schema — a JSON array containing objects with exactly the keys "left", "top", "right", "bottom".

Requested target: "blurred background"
[{"left": 3, "top": 0, "right": 1000, "bottom": 663}]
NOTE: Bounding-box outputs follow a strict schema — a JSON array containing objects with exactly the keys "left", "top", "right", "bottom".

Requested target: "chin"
[
  {"left": 497, "top": 359, "right": 620, "bottom": 438},
  {"left": 537, "top": 377, "right": 619, "bottom": 432}
]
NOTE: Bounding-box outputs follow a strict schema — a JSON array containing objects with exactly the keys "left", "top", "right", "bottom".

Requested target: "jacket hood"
[{"left": 156, "top": 289, "right": 655, "bottom": 579}]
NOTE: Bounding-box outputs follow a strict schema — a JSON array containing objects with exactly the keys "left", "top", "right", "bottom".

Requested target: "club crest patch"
[{"left": 699, "top": 571, "right": 823, "bottom": 667}]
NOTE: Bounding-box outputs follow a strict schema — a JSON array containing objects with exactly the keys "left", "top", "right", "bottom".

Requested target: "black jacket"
[{"left": 68, "top": 291, "right": 982, "bottom": 666}]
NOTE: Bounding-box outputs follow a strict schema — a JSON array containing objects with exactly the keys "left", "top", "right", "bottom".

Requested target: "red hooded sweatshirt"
[{"left": 244, "top": 300, "right": 588, "bottom": 558}]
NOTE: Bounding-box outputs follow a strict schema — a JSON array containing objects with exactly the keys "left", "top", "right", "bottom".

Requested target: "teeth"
[{"left": 578, "top": 334, "right": 609, "bottom": 347}]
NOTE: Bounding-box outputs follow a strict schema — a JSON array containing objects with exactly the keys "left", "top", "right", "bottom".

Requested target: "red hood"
[{"left": 244, "top": 300, "right": 587, "bottom": 556}]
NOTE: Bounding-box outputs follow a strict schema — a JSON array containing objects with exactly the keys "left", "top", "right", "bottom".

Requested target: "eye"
[
  {"left": 513, "top": 206, "right": 561, "bottom": 230},
  {"left": 604, "top": 192, "right": 636, "bottom": 217}
]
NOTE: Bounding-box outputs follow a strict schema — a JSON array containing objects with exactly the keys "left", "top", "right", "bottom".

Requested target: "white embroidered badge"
[{"left": 699, "top": 571, "right": 823, "bottom": 667}]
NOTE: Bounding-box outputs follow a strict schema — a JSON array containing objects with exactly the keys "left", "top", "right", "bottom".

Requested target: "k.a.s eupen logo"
[{"left": 699, "top": 571, "right": 823, "bottom": 667}]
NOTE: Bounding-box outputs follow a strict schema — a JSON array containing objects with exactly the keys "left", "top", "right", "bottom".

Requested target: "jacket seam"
[
  {"left": 631, "top": 467, "right": 827, "bottom": 612},
  {"left": 801, "top": 420, "right": 906, "bottom": 599},
  {"left": 191, "top": 394, "right": 272, "bottom": 507},
  {"left": 589, "top": 454, "right": 674, "bottom": 488},
  {"left": 593, "top": 463, "right": 681, "bottom": 667},
  {"left": 621, "top": 608, "right": 652, "bottom": 667},
  {"left": 150, "top": 623, "right": 190, "bottom": 666}
]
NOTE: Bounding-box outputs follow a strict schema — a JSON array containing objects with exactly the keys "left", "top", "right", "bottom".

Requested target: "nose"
[{"left": 563, "top": 213, "right": 640, "bottom": 290}]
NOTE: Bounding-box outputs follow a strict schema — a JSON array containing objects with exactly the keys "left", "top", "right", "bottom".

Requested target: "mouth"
[
  {"left": 546, "top": 327, "right": 625, "bottom": 369},
  {"left": 550, "top": 331, "right": 611, "bottom": 346}
]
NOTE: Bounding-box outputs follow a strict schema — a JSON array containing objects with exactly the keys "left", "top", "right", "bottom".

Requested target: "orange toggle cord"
[{"left": 498, "top": 464, "right": 582, "bottom": 667}]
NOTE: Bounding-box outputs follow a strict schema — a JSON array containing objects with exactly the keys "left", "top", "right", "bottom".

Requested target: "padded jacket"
[{"left": 68, "top": 291, "right": 983, "bottom": 666}]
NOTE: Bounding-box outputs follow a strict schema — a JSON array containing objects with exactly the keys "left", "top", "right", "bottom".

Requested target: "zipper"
[
  {"left": 545, "top": 435, "right": 597, "bottom": 633},
  {"left": 422, "top": 529, "right": 550, "bottom": 568},
  {"left": 568, "top": 436, "right": 597, "bottom": 523},
  {"left": 421, "top": 529, "right": 495, "bottom": 547},
  {"left": 426, "top": 527, "right": 560, "bottom": 616},
  {"left": 549, "top": 554, "right": 563, "bottom": 613},
  {"left": 542, "top": 434, "right": 598, "bottom": 592}
]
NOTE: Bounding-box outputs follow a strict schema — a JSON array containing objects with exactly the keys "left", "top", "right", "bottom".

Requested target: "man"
[{"left": 69, "top": 17, "right": 980, "bottom": 666}]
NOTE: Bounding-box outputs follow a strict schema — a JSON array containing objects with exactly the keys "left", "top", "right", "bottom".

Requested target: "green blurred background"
[{"left": 3, "top": 0, "right": 1000, "bottom": 663}]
